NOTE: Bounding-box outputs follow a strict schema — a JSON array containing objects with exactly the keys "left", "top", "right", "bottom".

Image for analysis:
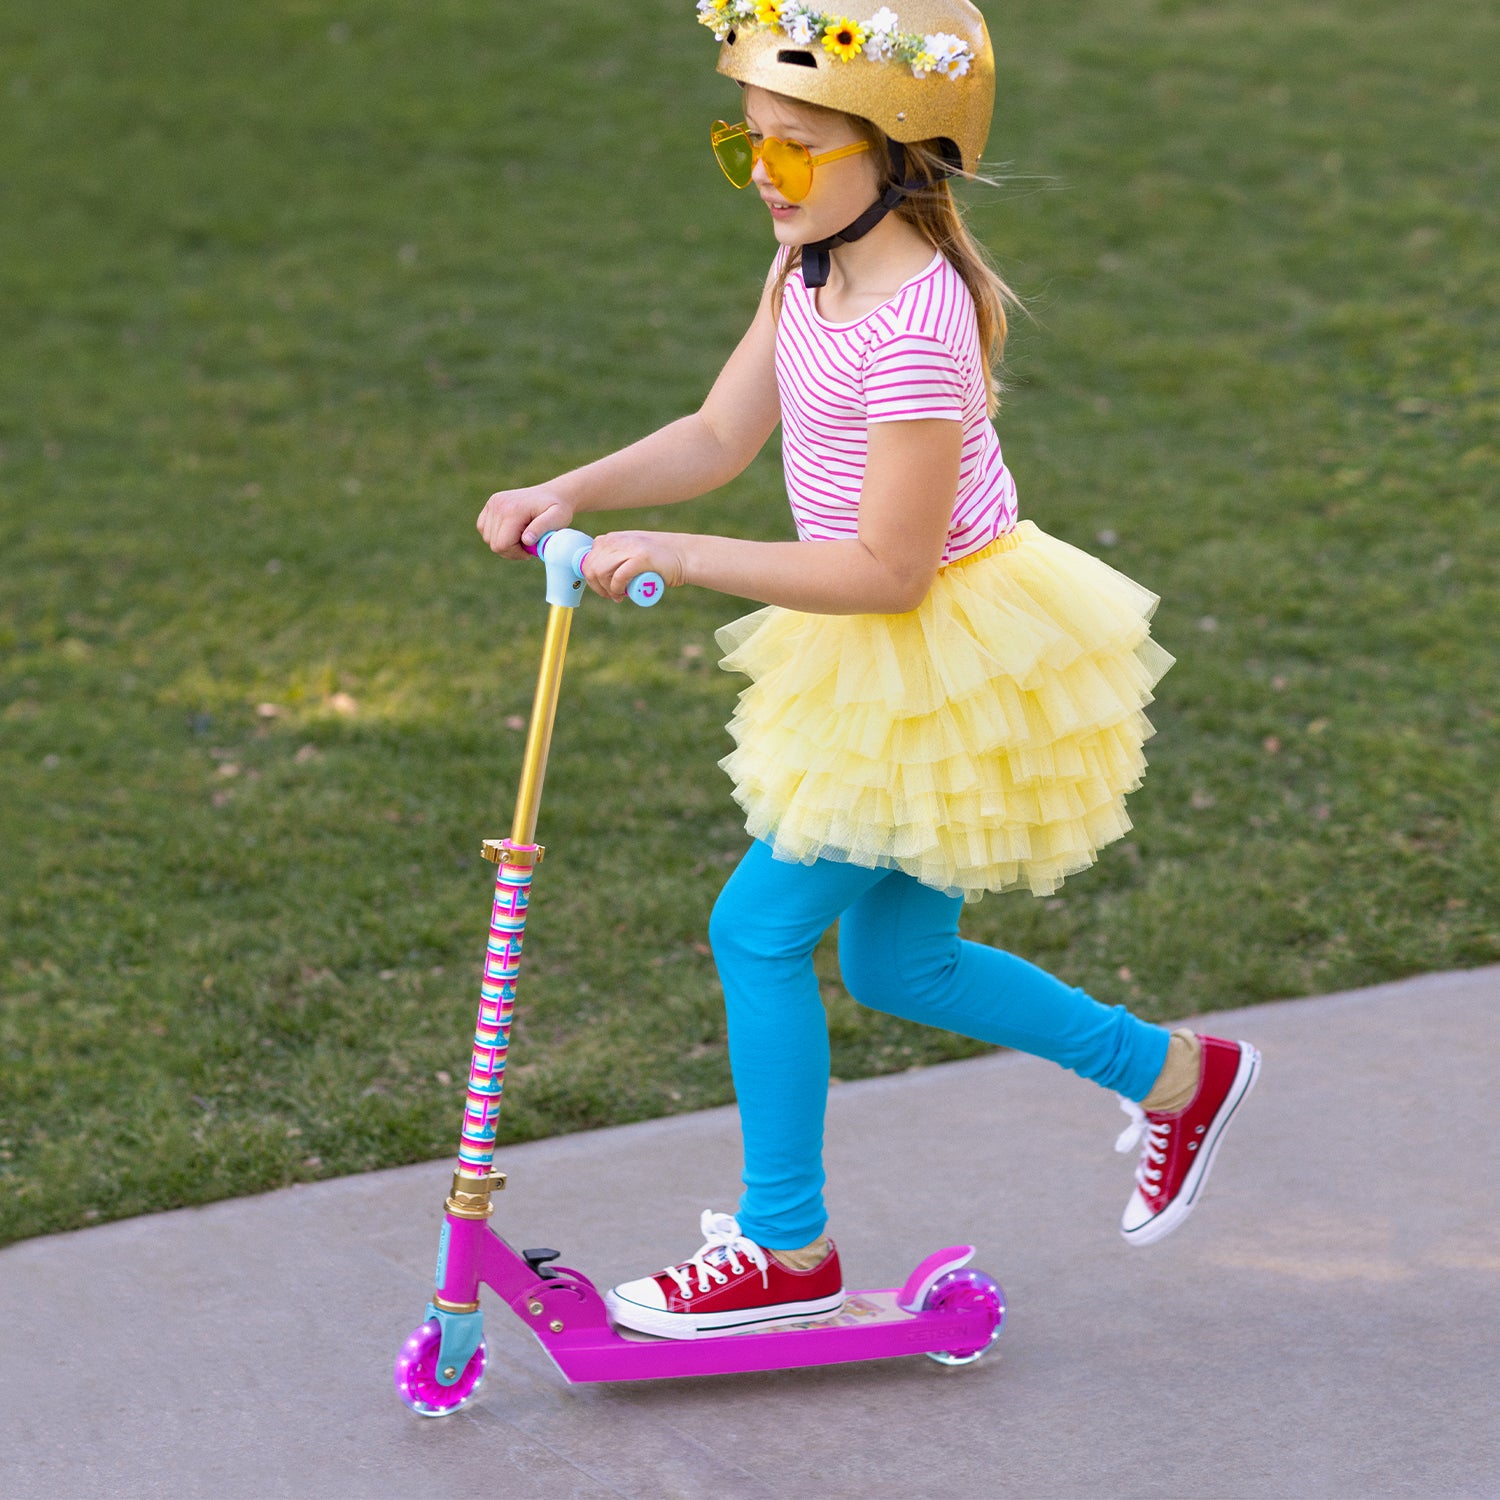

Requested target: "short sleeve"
[{"left": 862, "top": 331, "right": 965, "bottom": 424}]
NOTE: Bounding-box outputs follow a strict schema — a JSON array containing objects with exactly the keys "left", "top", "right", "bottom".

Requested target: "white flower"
[
  {"left": 923, "top": 31, "right": 972, "bottom": 78},
  {"left": 864, "top": 6, "right": 901, "bottom": 60},
  {"left": 697, "top": 0, "right": 733, "bottom": 38},
  {"left": 782, "top": 10, "right": 817, "bottom": 45},
  {"left": 732, "top": 0, "right": 757, "bottom": 20}
]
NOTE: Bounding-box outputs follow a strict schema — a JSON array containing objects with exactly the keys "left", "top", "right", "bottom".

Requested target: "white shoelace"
[
  {"left": 662, "top": 1210, "right": 769, "bottom": 1300},
  {"left": 1115, "top": 1097, "right": 1172, "bottom": 1194}
]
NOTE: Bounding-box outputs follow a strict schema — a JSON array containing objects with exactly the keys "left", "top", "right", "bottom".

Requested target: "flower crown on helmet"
[{"left": 696, "top": 2, "right": 975, "bottom": 81}]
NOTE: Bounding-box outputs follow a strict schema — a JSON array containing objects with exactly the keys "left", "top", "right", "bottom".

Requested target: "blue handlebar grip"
[
  {"left": 529, "top": 530, "right": 665, "bottom": 608},
  {"left": 626, "top": 572, "right": 665, "bottom": 608}
]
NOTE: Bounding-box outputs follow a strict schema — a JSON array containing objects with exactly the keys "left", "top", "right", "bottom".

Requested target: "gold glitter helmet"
[{"left": 714, "top": 2, "right": 996, "bottom": 176}]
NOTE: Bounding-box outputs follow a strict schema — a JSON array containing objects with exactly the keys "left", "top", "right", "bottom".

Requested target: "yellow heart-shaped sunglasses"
[{"left": 710, "top": 119, "right": 872, "bottom": 203}]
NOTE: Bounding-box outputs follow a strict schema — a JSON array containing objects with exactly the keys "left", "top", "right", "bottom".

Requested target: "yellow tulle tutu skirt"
[{"left": 715, "top": 520, "right": 1175, "bottom": 901}]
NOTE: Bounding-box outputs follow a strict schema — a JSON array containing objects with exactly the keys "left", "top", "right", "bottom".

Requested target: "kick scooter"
[{"left": 393, "top": 528, "right": 1006, "bottom": 1415}]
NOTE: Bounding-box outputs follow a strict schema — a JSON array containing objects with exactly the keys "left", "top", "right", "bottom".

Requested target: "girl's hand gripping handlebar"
[{"left": 524, "top": 529, "right": 665, "bottom": 609}]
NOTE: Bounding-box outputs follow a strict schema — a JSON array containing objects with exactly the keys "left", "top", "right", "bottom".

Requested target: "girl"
[{"left": 478, "top": 0, "right": 1259, "bottom": 1340}]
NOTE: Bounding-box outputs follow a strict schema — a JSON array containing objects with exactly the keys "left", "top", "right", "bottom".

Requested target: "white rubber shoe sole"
[{"left": 604, "top": 1283, "right": 846, "bottom": 1340}]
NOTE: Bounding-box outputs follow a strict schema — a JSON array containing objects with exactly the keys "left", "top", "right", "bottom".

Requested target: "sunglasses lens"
[
  {"left": 711, "top": 121, "right": 755, "bottom": 189},
  {"left": 762, "top": 138, "right": 813, "bottom": 202}
]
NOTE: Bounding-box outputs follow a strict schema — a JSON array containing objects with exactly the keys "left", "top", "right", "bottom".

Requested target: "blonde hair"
[{"left": 768, "top": 106, "right": 1022, "bottom": 416}]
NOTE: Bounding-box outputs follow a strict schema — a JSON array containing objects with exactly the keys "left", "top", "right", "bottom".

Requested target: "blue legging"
[{"left": 708, "top": 840, "right": 1172, "bottom": 1249}]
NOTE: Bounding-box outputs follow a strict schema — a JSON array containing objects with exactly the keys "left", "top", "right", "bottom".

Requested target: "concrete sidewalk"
[{"left": 2, "top": 967, "right": 1496, "bottom": 1500}]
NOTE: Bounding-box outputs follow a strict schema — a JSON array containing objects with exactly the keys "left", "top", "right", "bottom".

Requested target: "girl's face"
[{"left": 742, "top": 86, "right": 883, "bottom": 247}]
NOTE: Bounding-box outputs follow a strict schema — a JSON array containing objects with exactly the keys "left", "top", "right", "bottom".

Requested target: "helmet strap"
[{"left": 800, "top": 141, "right": 925, "bottom": 290}]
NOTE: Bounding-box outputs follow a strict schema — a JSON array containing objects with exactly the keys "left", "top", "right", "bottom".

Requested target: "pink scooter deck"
[
  {"left": 584, "top": 1289, "right": 993, "bottom": 1379},
  {"left": 442, "top": 1214, "right": 1000, "bottom": 1383}
]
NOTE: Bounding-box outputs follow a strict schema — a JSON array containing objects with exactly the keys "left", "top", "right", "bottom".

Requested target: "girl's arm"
[
  {"left": 477, "top": 276, "right": 782, "bottom": 557},
  {"left": 584, "top": 416, "right": 964, "bottom": 615}
]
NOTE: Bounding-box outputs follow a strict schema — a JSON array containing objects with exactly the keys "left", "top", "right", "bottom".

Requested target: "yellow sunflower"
[
  {"left": 821, "top": 17, "right": 867, "bottom": 61},
  {"left": 754, "top": 1, "right": 782, "bottom": 23}
]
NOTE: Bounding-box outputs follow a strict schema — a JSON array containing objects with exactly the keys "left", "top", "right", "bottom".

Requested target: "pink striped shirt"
[{"left": 775, "top": 250, "right": 1018, "bottom": 564}]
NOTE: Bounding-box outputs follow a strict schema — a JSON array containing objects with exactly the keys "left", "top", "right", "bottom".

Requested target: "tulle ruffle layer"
[{"left": 715, "top": 521, "right": 1174, "bottom": 900}]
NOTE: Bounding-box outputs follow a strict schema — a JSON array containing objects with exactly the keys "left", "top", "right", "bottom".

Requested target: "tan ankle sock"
[
  {"left": 1141, "top": 1029, "right": 1202, "bottom": 1114},
  {"left": 769, "top": 1236, "right": 830, "bottom": 1272}
]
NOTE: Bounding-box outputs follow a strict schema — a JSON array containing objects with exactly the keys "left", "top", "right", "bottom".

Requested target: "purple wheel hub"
[
  {"left": 393, "top": 1318, "right": 488, "bottom": 1416},
  {"left": 923, "top": 1268, "right": 1006, "bottom": 1366}
]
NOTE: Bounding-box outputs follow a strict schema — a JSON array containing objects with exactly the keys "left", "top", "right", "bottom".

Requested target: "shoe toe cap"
[
  {"left": 606, "top": 1274, "right": 668, "bottom": 1312},
  {"left": 1120, "top": 1188, "right": 1156, "bottom": 1234}
]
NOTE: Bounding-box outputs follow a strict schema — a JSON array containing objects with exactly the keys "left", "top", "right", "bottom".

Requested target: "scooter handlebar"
[{"left": 522, "top": 530, "right": 665, "bottom": 608}]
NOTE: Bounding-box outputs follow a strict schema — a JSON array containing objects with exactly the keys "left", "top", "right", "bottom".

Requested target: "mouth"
[{"left": 761, "top": 196, "right": 798, "bottom": 218}]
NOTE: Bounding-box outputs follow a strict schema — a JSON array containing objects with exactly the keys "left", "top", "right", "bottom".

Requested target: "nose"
[{"left": 750, "top": 151, "right": 773, "bottom": 191}]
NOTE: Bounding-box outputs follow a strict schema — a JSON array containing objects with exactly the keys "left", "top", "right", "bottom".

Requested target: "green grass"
[{"left": 2, "top": 0, "right": 1497, "bottom": 1244}]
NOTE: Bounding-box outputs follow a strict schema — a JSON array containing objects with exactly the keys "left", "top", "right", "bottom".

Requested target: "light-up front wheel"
[{"left": 393, "top": 1318, "right": 488, "bottom": 1415}]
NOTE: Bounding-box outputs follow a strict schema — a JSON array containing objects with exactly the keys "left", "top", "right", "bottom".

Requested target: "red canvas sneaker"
[
  {"left": 604, "top": 1211, "right": 845, "bottom": 1339},
  {"left": 1116, "top": 1034, "right": 1261, "bottom": 1246}
]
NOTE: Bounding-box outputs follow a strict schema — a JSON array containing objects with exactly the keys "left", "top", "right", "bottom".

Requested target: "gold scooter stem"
[{"left": 510, "top": 603, "right": 573, "bottom": 848}]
